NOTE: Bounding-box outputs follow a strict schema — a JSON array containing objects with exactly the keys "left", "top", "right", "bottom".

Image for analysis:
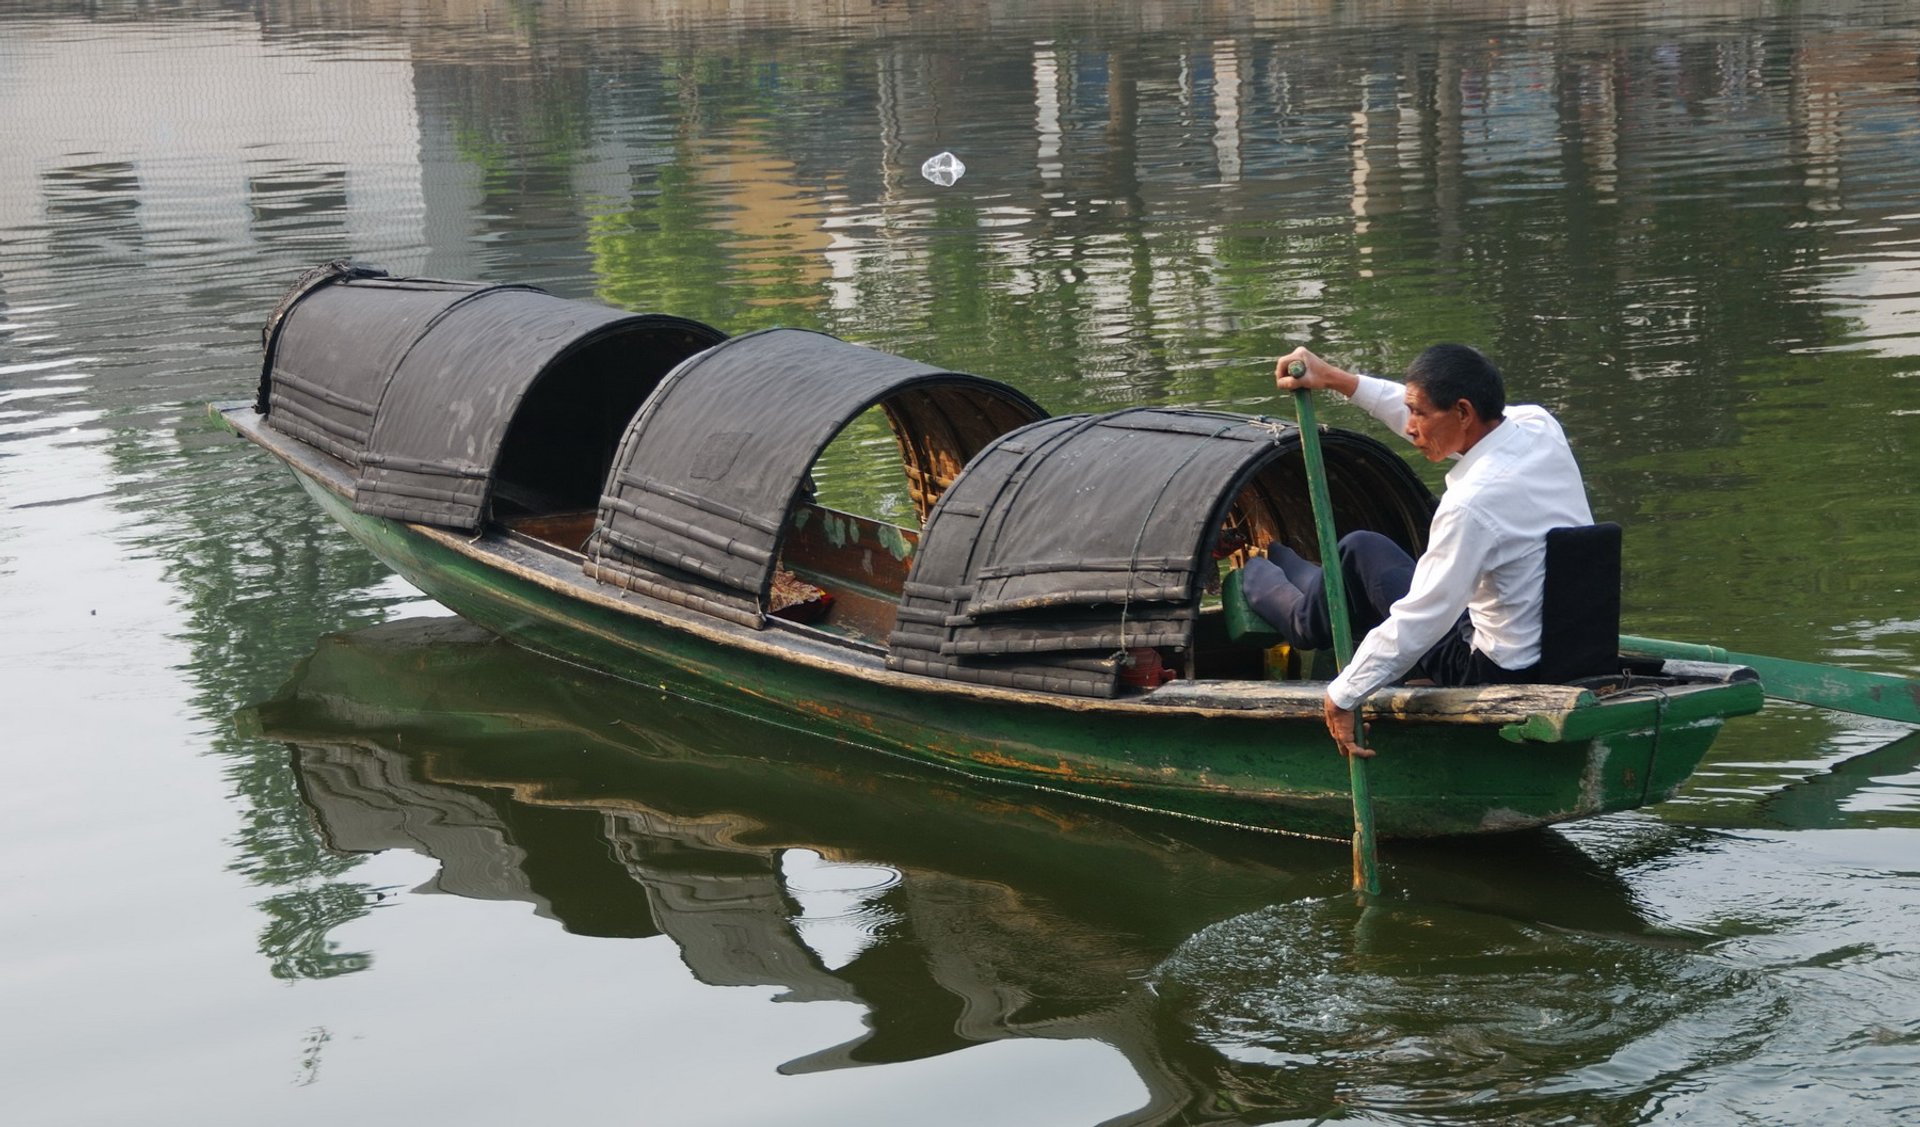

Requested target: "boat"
[{"left": 212, "top": 262, "right": 1765, "bottom": 841}]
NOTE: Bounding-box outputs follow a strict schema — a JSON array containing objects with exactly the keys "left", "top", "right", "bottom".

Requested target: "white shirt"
[{"left": 1327, "top": 375, "right": 1594, "bottom": 710}]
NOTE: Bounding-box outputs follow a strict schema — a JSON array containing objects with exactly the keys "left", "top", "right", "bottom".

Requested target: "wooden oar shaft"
[
  {"left": 1295, "top": 398, "right": 1355, "bottom": 660},
  {"left": 1292, "top": 381, "right": 1381, "bottom": 896},
  {"left": 1620, "top": 634, "right": 1920, "bottom": 725}
]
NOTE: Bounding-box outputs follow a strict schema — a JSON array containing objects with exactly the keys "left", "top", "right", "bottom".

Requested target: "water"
[{"left": 2, "top": 2, "right": 1918, "bottom": 1123}]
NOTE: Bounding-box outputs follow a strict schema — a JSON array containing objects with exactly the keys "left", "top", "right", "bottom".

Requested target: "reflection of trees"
[
  {"left": 414, "top": 57, "right": 598, "bottom": 282},
  {"left": 555, "top": 13, "right": 1913, "bottom": 470},
  {"left": 391, "top": 8, "right": 1897, "bottom": 404},
  {"left": 161, "top": 451, "right": 402, "bottom": 978},
  {"left": 21, "top": 136, "right": 414, "bottom": 978}
]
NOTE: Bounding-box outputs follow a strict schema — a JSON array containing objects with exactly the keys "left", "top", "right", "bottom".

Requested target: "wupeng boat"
[{"left": 213, "top": 262, "right": 1767, "bottom": 841}]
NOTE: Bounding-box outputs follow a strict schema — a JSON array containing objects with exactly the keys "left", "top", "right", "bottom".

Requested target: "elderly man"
[{"left": 1248, "top": 343, "right": 1593, "bottom": 757}]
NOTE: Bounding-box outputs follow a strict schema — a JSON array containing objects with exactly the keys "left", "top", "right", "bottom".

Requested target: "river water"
[{"left": 2, "top": 2, "right": 1917, "bottom": 1124}]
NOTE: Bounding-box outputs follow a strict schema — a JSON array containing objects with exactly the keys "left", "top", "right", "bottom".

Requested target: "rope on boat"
[
  {"left": 1608, "top": 678, "right": 1677, "bottom": 772},
  {"left": 1647, "top": 682, "right": 1670, "bottom": 765},
  {"left": 1251, "top": 416, "right": 1291, "bottom": 444}
]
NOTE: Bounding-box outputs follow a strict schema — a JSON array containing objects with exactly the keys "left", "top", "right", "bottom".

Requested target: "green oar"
[
  {"left": 1289, "top": 362, "right": 1381, "bottom": 896},
  {"left": 1619, "top": 634, "right": 1919, "bottom": 725}
]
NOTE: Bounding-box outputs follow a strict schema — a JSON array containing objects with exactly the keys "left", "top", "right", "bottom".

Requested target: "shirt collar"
[{"left": 1445, "top": 415, "right": 1519, "bottom": 488}]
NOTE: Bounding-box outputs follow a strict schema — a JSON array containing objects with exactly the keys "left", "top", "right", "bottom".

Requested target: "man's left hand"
[{"left": 1323, "top": 695, "right": 1373, "bottom": 758}]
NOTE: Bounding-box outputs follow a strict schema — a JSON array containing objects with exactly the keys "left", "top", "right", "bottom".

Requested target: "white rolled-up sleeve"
[{"left": 1343, "top": 374, "right": 1412, "bottom": 439}]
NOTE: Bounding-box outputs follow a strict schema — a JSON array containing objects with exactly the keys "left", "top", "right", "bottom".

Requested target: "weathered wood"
[
  {"left": 502, "top": 511, "right": 595, "bottom": 552},
  {"left": 781, "top": 503, "right": 917, "bottom": 593},
  {"left": 1498, "top": 679, "right": 1765, "bottom": 744},
  {"left": 1145, "top": 678, "right": 1594, "bottom": 723}
]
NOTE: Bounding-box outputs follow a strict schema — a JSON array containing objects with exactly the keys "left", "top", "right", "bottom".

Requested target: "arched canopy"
[
  {"left": 887, "top": 408, "right": 1436, "bottom": 697},
  {"left": 259, "top": 263, "right": 529, "bottom": 464},
  {"left": 583, "top": 328, "right": 1048, "bottom": 626},
  {"left": 259, "top": 263, "right": 726, "bottom": 530}
]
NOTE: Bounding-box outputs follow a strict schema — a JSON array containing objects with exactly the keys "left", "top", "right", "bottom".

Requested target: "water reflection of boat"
[
  {"left": 216, "top": 264, "right": 1763, "bottom": 840},
  {"left": 1756, "top": 731, "right": 1920, "bottom": 831},
  {"left": 252, "top": 616, "right": 1714, "bottom": 1122}
]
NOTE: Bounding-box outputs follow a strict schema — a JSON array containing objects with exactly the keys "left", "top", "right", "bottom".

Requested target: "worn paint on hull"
[{"left": 286, "top": 471, "right": 1754, "bottom": 841}]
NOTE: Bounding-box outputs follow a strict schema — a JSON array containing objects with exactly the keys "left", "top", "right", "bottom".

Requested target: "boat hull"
[{"left": 286, "top": 470, "right": 1754, "bottom": 841}]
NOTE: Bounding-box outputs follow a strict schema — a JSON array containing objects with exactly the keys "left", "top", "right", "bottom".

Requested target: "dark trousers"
[{"left": 1239, "top": 531, "right": 1538, "bottom": 687}]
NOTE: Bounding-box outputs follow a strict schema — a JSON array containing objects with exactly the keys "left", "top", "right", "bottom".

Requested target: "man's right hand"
[
  {"left": 1322, "top": 694, "right": 1374, "bottom": 758},
  {"left": 1274, "top": 348, "right": 1361, "bottom": 399}
]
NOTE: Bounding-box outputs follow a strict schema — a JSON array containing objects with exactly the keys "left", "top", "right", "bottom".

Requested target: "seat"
[{"left": 1535, "top": 523, "right": 1623, "bottom": 683}]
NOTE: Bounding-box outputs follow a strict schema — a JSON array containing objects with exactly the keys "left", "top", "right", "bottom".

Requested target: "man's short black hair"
[{"left": 1405, "top": 343, "right": 1505, "bottom": 421}]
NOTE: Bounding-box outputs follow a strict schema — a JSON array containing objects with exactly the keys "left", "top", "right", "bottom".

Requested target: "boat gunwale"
[{"left": 213, "top": 400, "right": 1755, "bottom": 731}]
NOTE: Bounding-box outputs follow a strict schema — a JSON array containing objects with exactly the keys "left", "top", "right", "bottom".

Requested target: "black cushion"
[{"left": 1537, "top": 523, "right": 1622, "bottom": 683}]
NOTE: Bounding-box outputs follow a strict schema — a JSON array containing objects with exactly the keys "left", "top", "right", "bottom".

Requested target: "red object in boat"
[{"left": 1120, "top": 647, "right": 1177, "bottom": 688}]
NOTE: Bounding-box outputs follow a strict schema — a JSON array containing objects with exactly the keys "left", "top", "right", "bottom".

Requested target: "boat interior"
[
  {"left": 477, "top": 333, "right": 929, "bottom": 649},
  {"left": 494, "top": 484, "right": 1661, "bottom": 700},
  {"left": 478, "top": 351, "right": 1424, "bottom": 691},
  {"left": 491, "top": 427, "right": 1642, "bottom": 699},
  {"left": 496, "top": 470, "right": 1322, "bottom": 686},
  {"left": 489, "top": 331, "right": 675, "bottom": 531}
]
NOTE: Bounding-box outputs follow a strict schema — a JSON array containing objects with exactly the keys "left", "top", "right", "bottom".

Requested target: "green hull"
[{"left": 288, "top": 470, "right": 1759, "bottom": 841}]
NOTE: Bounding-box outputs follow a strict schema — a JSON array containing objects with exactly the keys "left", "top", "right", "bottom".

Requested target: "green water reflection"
[{"left": 252, "top": 616, "right": 1736, "bottom": 1123}]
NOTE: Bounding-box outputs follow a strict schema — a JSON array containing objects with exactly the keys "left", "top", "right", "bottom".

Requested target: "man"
[{"left": 1250, "top": 343, "right": 1593, "bottom": 757}]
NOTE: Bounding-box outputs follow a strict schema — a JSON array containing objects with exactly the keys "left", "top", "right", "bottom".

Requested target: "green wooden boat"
[{"left": 212, "top": 263, "right": 1764, "bottom": 841}]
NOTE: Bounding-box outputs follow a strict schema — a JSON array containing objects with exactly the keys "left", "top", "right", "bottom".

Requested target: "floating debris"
[{"left": 920, "top": 151, "right": 966, "bottom": 186}]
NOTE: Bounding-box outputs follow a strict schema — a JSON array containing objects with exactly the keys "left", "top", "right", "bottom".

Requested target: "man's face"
[{"left": 1403, "top": 383, "right": 1473, "bottom": 462}]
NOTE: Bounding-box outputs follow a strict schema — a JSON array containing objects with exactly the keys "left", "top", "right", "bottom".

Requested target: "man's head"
[{"left": 1401, "top": 343, "right": 1506, "bottom": 461}]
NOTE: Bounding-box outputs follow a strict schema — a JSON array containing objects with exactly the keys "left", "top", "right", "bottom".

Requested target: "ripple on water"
[
  {"left": 781, "top": 847, "right": 902, "bottom": 972},
  {"left": 1152, "top": 895, "right": 1779, "bottom": 1121}
]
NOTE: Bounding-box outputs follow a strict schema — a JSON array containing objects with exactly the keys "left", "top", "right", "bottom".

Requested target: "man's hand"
[
  {"left": 1323, "top": 694, "right": 1373, "bottom": 758},
  {"left": 1275, "top": 348, "right": 1362, "bottom": 398}
]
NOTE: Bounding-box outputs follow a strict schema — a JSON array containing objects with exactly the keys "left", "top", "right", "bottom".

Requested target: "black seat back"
[{"left": 1538, "top": 523, "right": 1622, "bottom": 683}]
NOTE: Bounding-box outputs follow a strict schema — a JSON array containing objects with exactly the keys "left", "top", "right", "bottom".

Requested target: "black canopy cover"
[
  {"left": 887, "top": 408, "right": 1437, "bottom": 697},
  {"left": 584, "top": 328, "right": 1047, "bottom": 627},
  {"left": 258, "top": 263, "right": 727, "bottom": 530}
]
